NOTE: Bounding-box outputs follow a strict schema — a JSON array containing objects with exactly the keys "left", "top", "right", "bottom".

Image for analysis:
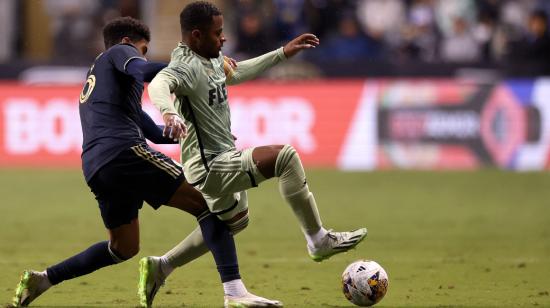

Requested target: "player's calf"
[
  {"left": 225, "top": 209, "right": 250, "bottom": 235},
  {"left": 273, "top": 145, "right": 368, "bottom": 260},
  {"left": 274, "top": 145, "right": 324, "bottom": 237}
]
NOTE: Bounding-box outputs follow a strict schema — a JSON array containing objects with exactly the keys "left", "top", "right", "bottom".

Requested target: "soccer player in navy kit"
[{"left": 11, "top": 17, "right": 265, "bottom": 307}]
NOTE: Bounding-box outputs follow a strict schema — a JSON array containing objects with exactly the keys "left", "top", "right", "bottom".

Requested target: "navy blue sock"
[
  {"left": 198, "top": 212, "right": 241, "bottom": 283},
  {"left": 46, "top": 241, "right": 120, "bottom": 285}
]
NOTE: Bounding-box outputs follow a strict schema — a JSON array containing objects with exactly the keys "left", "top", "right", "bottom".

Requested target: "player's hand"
[
  {"left": 223, "top": 56, "right": 237, "bottom": 77},
  {"left": 283, "top": 33, "right": 319, "bottom": 58},
  {"left": 224, "top": 56, "right": 238, "bottom": 69},
  {"left": 162, "top": 113, "right": 187, "bottom": 141}
]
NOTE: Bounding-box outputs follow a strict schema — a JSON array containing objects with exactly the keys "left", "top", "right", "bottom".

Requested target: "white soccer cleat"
[
  {"left": 138, "top": 256, "right": 167, "bottom": 308},
  {"left": 224, "top": 292, "right": 283, "bottom": 307},
  {"left": 308, "top": 228, "right": 368, "bottom": 262},
  {"left": 12, "top": 270, "right": 50, "bottom": 307}
]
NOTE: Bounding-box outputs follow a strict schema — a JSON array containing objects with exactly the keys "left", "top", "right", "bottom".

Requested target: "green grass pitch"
[{"left": 1, "top": 169, "right": 549, "bottom": 307}]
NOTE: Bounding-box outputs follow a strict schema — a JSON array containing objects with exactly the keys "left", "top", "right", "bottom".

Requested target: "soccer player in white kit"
[{"left": 141, "top": 2, "right": 367, "bottom": 307}]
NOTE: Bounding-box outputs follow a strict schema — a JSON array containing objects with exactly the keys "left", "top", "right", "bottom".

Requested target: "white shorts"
[{"left": 196, "top": 148, "right": 265, "bottom": 221}]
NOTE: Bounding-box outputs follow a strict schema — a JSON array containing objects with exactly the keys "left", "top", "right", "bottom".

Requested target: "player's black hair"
[
  {"left": 180, "top": 1, "right": 222, "bottom": 33},
  {"left": 103, "top": 17, "right": 151, "bottom": 49}
]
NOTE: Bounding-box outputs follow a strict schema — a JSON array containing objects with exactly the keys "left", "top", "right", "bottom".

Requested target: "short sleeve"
[
  {"left": 163, "top": 63, "right": 198, "bottom": 94},
  {"left": 107, "top": 44, "right": 144, "bottom": 74}
]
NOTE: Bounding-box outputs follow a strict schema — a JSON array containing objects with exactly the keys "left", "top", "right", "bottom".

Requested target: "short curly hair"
[
  {"left": 103, "top": 17, "right": 151, "bottom": 49},
  {"left": 180, "top": 1, "right": 222, "bottom": 33}
]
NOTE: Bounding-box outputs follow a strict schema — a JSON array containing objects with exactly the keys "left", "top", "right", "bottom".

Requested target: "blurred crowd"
[
  {"left": 1, "top": 0, "right": 550, "bottom": 77},
  {"left": 228, "top": 0, "right": 550, "bottom": 69},
  {"left": 43, "top": 0, "right": 141, "bottom": 63}
]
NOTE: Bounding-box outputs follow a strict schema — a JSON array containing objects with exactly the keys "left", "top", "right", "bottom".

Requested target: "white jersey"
[{"left": 153, "top": 43, "right": 286, "bottom": 184}]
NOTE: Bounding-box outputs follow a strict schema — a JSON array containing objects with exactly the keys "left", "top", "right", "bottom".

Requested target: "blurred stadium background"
[
  {"left": 1, "top": 0, "right": 550, "bottom": 169},
  {"left": 1, "top": 0, "right": 550, "bottom": 307}
]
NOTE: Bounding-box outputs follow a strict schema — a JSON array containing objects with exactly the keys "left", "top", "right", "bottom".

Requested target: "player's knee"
[
  {"left": 169, "top": 182, "right": 209, "bottom": 217},
  {"left": 124, "top": 245, "right": 140, "bottom": 259},
  {"left": 228, "top": 216, "right": 249, "bottom": 235},
  {"left": 225, "top": 210, "right": 249, "bottom": 235},
  {"left": 119, "top": 245, "right": 140, "bottom": 260},
  {"left": 109, "top": 242, "right": 139, "bottom": 261},
  {"left": 228, "top": 215, "right": 249, "bottom": 235},
  {"left": 274, "top": 144, "right": 300, "bottom": 177}
]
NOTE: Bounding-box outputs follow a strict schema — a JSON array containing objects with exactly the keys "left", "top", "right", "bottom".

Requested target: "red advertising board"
[
  {"left": 0, "top": 81, "right": 366, "bottom": 168},
  {"left": 228, "top": 80, "right": 365, "bottom": 166},
  {"left": 0, "top": 84, "right": 84, "bottom": 166},
  {"left": 1, "top": 79, "right": 549, "bottom": 170}
]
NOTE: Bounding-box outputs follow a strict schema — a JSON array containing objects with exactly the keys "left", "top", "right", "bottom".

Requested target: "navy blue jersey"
[{"left": 79, "top": 44, "right": 148, "bottom": 182}]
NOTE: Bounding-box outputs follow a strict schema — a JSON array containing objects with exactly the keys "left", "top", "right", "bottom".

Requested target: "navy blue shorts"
[{"left": 88, "top": 143, "right": 185, "bottom": 229}]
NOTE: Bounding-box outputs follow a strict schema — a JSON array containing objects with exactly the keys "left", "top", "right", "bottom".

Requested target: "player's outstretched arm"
[
  {"left": 226, "top": 33, "right": 319, "bottom": 86},
  {"left": 225, "top": 49, "right": 285, "bottom": 85}
]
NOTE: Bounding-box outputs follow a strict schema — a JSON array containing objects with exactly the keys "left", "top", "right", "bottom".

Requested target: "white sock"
[
  {"left": 223, "top": 279, "right": 248, "bottom": 297},
  {"left": 305, "top": 227, "right": 328, "bottom": 248},
  {"left": 39, "top": 271, "right": 53, "bottom": 291},
  {"left": 159, "top": 256, "right": 174, "bottom": 277}
]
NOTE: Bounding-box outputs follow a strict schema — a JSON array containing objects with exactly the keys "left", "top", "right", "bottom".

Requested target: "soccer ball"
[{"left": 341, "top": 260, "right": 389, "bottom": 306}]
